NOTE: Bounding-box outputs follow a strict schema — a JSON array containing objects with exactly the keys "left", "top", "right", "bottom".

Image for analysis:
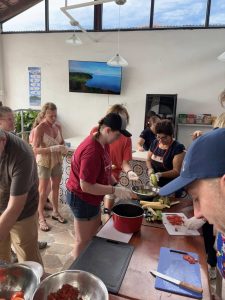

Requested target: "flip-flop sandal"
[
  {"left": 52, "top": 214, "right": 67, "bottom": 224},
  {"left": 39, "top": 219, "right": 50, "bottom": 231}
]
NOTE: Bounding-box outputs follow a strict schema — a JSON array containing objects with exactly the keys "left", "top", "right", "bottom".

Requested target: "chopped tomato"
[
  {"left": 11, "top": 291, "right": 25, "bottom": 300},
  {"left": 47, "top": 284, "right": 82, "bottom": 300},
  {"left": 167, "top": 215, "right": 184, "bottom": 226},
  {"left": 183, "top": 254, "right": 197, "bottom": 264}
]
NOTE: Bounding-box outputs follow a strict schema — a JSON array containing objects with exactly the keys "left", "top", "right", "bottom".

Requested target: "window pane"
[
  {"left": 154, "top": 0, "right": 207, "bottom": 27},
  {"left": 209, "top": 0, "right": 225, "bottom": 26},
  {"left": 49, "top": 0, "right": 94, "bottom": 30},
  {"left": 103, "top": 0, "right": 151, "bottom": 29},
  {"left": 2, "top": 1, "right": 45, "bottom": 32}
]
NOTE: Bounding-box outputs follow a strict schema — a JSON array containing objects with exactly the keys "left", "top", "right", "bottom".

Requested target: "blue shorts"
[{"left": 66, "top": 190, "right": 100, "bottom": 221}]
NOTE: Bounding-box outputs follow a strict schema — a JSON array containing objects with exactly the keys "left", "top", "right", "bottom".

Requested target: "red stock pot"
[{"left": 111, "top": 203, "right": 144, "bottom": 233}]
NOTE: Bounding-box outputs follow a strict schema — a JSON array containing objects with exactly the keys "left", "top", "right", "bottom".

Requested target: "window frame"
[{"left": 1, "top": 0, "right": 225, "bottom": 34}]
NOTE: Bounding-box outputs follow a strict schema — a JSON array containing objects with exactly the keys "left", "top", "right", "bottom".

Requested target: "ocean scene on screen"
[{"left": 69, "top": 60, "right": 122, "bottom": 95}]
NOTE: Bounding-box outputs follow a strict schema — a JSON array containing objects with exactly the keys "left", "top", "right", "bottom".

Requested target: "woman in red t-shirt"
[{"left": 66, "top": 113, "right": 132, "bottom": 259}]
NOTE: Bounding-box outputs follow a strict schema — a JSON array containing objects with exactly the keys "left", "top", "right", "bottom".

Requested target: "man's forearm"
[
  {"left": 0, "top": 208, "right": 21, "bottom": 241},
  {"left": 0, "top": 194, "right": 27, "bottom": 242}
]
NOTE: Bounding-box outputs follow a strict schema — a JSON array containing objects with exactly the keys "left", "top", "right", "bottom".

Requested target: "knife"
[
  {"left": 150, "top": 270, "right": 203, "bottom": 294},
  {"left": 169, "top": 249, "right": 198, "bottom": 262}
]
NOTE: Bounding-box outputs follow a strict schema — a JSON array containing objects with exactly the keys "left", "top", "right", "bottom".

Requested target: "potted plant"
[{"left": 14, "top": 109, "right": 39, "bottom": 141}]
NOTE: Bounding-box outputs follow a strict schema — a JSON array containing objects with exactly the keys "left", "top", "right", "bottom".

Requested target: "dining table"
[{"left": 105, "top": 197, "right": 212, "bottom": 300}]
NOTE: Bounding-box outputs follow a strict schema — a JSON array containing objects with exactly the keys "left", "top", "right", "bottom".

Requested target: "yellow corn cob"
[
  {"left": 140, "top": 200, "right": 159, "bottom": 206},
  {"left": 147, "top": 207, "right": 157, "bottom": 216},
  {"left": 142, "top": 202, "right": 169, "bottom": 210},
  {"left": 150, "top": 174, "right": 158, "bottom": 187}
]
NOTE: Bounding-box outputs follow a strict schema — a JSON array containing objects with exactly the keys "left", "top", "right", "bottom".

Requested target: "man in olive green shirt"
[{"left": 0, "top": 129, "right": 43, "bottom": 264}]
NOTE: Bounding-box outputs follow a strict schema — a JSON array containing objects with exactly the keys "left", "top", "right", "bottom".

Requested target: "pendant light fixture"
[
  {"left": 66, "top": 32, "right": 82, "bottom": 45},
  {"left": 107, "top": 0, "right": 128, "bottom": 67}
]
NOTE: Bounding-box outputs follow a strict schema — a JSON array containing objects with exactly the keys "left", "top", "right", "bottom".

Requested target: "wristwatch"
[{"left": 103, "top": 208, "right": 111, "bottom": 215}]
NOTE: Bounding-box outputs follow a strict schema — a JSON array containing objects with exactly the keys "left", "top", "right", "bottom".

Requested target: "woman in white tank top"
[{"left": 32, "top": 103, "right": 68, "bottom": 231}]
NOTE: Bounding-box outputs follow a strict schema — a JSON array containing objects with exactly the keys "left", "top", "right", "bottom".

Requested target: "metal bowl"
[
  {"left": 0, "top": 262, "right": 42, "bottom": 300},
  {"left": 132, "top": 185, "right": 158, "bottom": 201},
  {"left": 32, "top": 270, "right": 108, "bottom": 300}
]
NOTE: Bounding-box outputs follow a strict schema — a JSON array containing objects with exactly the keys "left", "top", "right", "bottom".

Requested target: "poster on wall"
[{"left": 28, "top": 67, "right": 41, "bottom": 106}]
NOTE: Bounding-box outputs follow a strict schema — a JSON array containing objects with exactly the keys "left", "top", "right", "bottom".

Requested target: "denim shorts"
[{"left": 66, "top": 190, "right": 100, "bottom": 221}]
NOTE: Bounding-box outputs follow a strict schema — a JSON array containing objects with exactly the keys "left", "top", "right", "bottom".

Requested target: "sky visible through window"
[
  {"left": 2, "top": 1, "right": 45, "bottom": 32},
  {"left": 154, "top": 0, "right": 208, "bottom": 27},
  {"left": 49, "top": 0, "right": 94, "bottom": 30},
  {"left": 1, "top": 0, "right": 225, "bottom": 32},
  {"left": 103, "top": 0, "right": 151, "bottom": 29},
  {"left": 209, "top": 0, "right": 225, "bottom": 26}
]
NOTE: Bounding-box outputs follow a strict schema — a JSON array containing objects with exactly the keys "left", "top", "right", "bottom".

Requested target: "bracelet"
[{"left": 113, "top": 182, "right": 118, "bottom": 187}]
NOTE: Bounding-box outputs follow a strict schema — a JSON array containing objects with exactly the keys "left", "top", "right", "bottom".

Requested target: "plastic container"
[
  {"left": 178, "top": 114, "right": 187, "bottom": 124},
  {"left": 203, "top": 114, "right": 212, "bottom": 125},
  {"left": 186, "top": 114, "right": 196, "bottom": 124},
  {"left": 196, "top": 114, "right": 204, "bottom": 124}
]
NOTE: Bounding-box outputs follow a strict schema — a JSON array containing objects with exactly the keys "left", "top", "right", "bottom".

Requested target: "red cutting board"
[{"left": 155, "top": 247, "right": 202, "bottom": 299}]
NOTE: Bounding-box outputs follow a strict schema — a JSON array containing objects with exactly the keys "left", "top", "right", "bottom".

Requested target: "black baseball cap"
[{"left": 102, "top": 113, "right": 132, "bottom": 137}]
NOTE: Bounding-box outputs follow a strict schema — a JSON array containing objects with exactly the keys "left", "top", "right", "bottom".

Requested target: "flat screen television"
[{"left": 69, "top": 60, "right": 122, "bottom": 95}]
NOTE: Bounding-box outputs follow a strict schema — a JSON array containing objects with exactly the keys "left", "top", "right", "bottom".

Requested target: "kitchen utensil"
[
  {"left": 32, "top": 270, "right": 108, "bottom": 300},
  {"left": 162, "top": 213, "right": 200, "bottom": 236},
  {"left": 97, "top": 218, "right": 133, "bottom": 243},
  {"left": 111, "top": 203, "right": 145, "bottom": 233},
  {"left": 131, "top": 185, "right": 158, "bottom": 201},
  {"left": 169, "top": 249, "right": 198, "bottom": 262},
  {"left": 155, "top": 247, "right": 202, "bottom": 299},
  {"left": 150, "top": 270, "right": 202, "bottom": 294},
  {"left": 69, "top": 237, "right": 134, "bottom": 294},
  {"left": 0, "top": 261, "right": 43, "bottom": 300}
]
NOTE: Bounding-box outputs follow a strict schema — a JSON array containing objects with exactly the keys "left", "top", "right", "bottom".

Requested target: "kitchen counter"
[
  {"left": 132, "top": 150, "right": 148, "bottom": 161},
  {"left": 64, "top": 136, "right": 85, "bottom": 150},
  {"left": 117, "top": 225, "right": 211, "bottom": 299},
  {"left": 105, "top": 199, "right": 211, "bottom": 300}
]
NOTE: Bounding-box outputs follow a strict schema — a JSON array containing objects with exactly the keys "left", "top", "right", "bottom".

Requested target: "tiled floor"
[
  {"left": 38, "top": 203, "right": 76, "bottom": 274},
  {"left": 39, "top": 203, "right": 225, "bottom": 299}
]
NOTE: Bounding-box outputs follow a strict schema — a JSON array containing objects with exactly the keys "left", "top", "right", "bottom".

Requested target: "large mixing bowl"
[
  {"left": 0, "top": 262, "right": 43, "bottom": 300},
  {"left": 32, "top": 270, "right": 108, "bottom": 300},
  {"left": 132, "top": 185, "right": 159, "bottom": 201}
]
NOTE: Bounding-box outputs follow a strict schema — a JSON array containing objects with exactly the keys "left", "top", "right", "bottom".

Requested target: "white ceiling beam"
[{"left": 62, "top": 0, "right": 114, "bottom": 11}]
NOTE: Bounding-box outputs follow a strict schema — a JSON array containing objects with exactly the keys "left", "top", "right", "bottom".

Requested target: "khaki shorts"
[
  {"left": 0, "top": 212, "right": 43, "bottom": 265},
  {"left": 38, "top": 163, "right": 62, "bottom": 179}
]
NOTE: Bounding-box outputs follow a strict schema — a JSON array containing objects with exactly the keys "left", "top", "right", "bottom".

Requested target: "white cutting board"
[
  {"left": 97, "top": 218, "right": 133, "bottom": 243},
  {"left": 162, "top": 213, "right": 200, "bottom": 236}
]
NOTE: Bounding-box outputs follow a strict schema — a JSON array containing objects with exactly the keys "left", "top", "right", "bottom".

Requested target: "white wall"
[{"left": 1, "top": 29, "right": 225, "bottom": 146}]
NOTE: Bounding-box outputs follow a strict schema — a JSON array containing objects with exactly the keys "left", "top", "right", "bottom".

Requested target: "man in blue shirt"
[{"left": 159, "top": 128, "right": 225, "bottom": 279}]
